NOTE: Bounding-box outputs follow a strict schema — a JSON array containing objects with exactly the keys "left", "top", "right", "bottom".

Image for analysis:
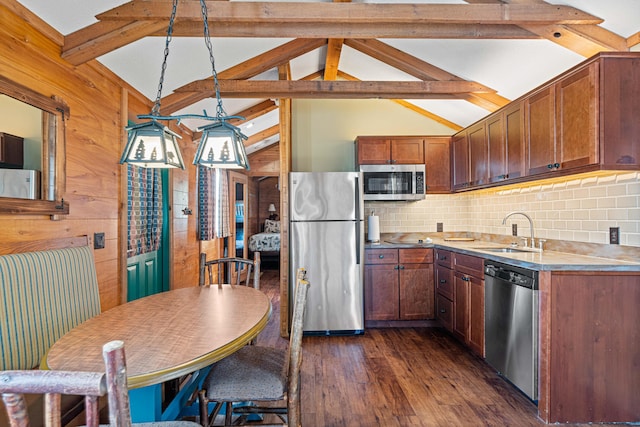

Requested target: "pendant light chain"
[
  {"left": 200, "top": 0, "right": 227, "bottom": 120},
  {"left": 151, "top": 0, "right": 179, "bottom": 117}
]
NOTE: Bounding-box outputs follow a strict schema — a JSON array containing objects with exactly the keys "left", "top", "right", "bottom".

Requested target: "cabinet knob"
[
  {"left": 439, "top": 279, "right": 446, "bottom": 283},
  {"left": 394, "top": 265, "right": 399, "bottom": 270},
  {"left": 378, "top": 254, "right": 384, "bottom": 258},
  {"left": 440, "top": 309, "right": 447, "bottom": 313},
  {"left": 554, "top": 163, "right": 560, "bottom": 169},
  {"left": 399, "top": 265, "right": 405, "bottom": 270},
  {"left": 462, "top": 276, "right": 470, "bottom": 282}
]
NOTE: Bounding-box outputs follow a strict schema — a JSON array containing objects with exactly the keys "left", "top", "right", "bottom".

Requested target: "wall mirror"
[{"left": 0, "top": 75, "right": 69, "bottom": 216}]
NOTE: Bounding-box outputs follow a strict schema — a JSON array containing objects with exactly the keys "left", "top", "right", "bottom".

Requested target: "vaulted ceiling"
[{"left": 13, "top": 0, "right": 640, "bottom": 155}]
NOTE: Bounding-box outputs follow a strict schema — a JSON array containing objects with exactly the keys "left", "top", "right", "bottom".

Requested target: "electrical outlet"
[
  {"left": 512, "top": 223, "right": 518, "bottom": 236},
  {"left": 94, "top": 232, "right": 105, "bottom": 249},
  {"left": 609, "top": 227, "right": 619, "bottom": 245},
  {"left": 437, "top": 222, "right": 443, "bottom": 232}
]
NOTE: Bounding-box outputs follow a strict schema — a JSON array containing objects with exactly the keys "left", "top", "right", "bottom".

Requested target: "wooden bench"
[{"left": 0, "top": 236, "right": 101, "bottom": 371}]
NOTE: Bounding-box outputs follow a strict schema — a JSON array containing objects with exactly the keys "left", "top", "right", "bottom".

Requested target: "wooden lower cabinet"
[
  {"left": 435, "top": 250, "right": 485, "bottom": 357},
  {"left": 364, "top": 248, "right": 434, "bottom": 323}
]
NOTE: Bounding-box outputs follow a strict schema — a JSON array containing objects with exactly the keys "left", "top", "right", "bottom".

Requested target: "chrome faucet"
[{"left": 502, "top": 211, "right": 535, "bottom": 248}]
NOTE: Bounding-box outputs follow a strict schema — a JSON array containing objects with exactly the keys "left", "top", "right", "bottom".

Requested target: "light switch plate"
[{"left": 94, "top": 232, "right": 105, "bottom": 249}]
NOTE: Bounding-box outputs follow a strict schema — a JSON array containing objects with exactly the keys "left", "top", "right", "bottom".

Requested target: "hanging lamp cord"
[
  {"left": 200, "top": 0, "right": 227, "bottom": 121},
  {"left": 151, "top": 0, "right": 179, "bottom": 117}
]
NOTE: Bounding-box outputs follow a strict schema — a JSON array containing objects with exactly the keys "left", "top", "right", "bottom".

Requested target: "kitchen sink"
[{"left": 473, "top": 247, "right": 532, "bottom": 253}]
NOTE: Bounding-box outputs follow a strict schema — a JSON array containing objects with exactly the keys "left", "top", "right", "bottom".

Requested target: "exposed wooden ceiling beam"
[
  {"left": 337, "top": 71, "right": 463, "bottom": 132},
  {"left": 464, "top": 0, "right": 627, "bottom": 56},
  {"left": 324, "top": 38, "right": 344, "bottom": 81},
  {"left": 162, "top": 38, "right": 324, "bottom": 113},
  {"left": 345, "top": 39, "right": 509, "bottom": 111},
  {"left": 62, "top": 20, "right": 168, "bottom": 65},
  {"left": 159, "top": 22, "right": 540, "bottom": 39},
  {"left": 628, "top": 31, "right": 640, "bottom": 48},
  {"left": 98, "top": 2, "right": 602, "bottom": 26},
  {"left": 174, "top": 80, "right": 493, "bottom": 99}
]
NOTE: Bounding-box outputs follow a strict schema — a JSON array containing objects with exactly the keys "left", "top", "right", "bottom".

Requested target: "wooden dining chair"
[
  {"left": 0, "top": 340, "right": 200, "bottom": 427},
  {"left": 199, "top": 252, "right": 261, "bottom": 289},
  {"left": 197, "top": 268, "right": 310, "bottom": 427}
]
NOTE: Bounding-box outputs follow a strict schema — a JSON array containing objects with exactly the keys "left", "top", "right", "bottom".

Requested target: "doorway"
[
  {"left": 125, "top": 167, "right": 169, "bottom": 301},
  {"left": 227, "top": 171, "right": 248, "bottom": 259}
]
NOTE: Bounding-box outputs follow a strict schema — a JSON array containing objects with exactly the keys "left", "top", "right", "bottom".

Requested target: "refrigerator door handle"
[
  {"left": 355, "top": 220, "right": 361, "bottom": 265},
  {"left": 354, "top": 176, "right": 361, "bottom": 220}
]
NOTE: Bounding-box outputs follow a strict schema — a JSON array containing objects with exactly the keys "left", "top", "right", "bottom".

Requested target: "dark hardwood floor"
[{"left": 255, "top": 269, "right": 623, "bottom": 427}]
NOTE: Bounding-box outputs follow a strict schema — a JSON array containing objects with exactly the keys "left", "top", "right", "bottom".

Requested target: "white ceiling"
[{"left": 15, "top": 0, "right": 640, "bottom": 141}]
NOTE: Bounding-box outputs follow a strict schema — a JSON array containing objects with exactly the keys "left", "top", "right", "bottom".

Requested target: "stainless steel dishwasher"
[{"left": 484, "top": 261, "right": 539, "bottom": 402}]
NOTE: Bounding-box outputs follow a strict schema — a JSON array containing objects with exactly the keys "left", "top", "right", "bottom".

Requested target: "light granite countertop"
[{"left": 366, "top": 235, "right": 640, "bottom": 272}]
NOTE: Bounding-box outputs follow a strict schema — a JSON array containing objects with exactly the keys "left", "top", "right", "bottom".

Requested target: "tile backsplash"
[{"left": 365, "top": 171, "right": 640, "bottom": 248}]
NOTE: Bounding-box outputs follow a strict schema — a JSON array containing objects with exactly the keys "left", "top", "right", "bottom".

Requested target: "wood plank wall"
[{"left": 0, "top": 1, "right": 205, "bottom": 309}]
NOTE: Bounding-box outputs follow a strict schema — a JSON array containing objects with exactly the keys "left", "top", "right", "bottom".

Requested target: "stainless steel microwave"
[{"left": 360, "top": 164, "right": 425, "bottom": 201}]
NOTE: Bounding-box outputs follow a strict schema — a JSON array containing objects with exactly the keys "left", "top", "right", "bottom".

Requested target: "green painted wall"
[{"left": 291, "top": 98, "right": 455, "bottom": 172}]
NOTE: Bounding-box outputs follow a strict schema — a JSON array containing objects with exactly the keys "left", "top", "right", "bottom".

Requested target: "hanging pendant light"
[
  {"left": 194, "top": 121, "right": 249, "bottom": 169},
  {"left": 192, "top": 0, "right": 249, "bottom": 170},
  {"left": 120, "top": 0, "right": 250, "bottom": 170},
  {"left": 120, "top": 120, "right": 184, "bottom": 169},
  {"left": 120, "top": 0, "right": 185, "bottom": 169}
]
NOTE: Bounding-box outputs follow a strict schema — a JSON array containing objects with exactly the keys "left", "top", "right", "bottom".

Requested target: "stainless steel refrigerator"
[{"left": 289, "top": 172, "right": 364, "bottom": 335}]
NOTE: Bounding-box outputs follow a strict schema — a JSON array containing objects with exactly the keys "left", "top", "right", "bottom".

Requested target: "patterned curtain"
[
  {"left": 198, "top": 167, "right": 231, "bottom": 240},
  {"left": 127, "top": 165, "right": 163, "bottom": 257}
]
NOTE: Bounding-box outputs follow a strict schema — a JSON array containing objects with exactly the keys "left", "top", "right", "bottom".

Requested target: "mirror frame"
[{"left": 0, "top": 75, "right": 69, "bottom": 216}]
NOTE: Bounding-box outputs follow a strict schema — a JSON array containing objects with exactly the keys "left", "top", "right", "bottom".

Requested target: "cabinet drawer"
[
  {"left": 436, "top": 293, "right": 453, "bottom": 332},
  {"left": 365, "top": 249, "right": 398, "bottom": 265},
  {"left": 435, "top": 264, "right": 454, "bottom": 300},
  {"left": 399, "top": 248, "right": 433, "bottom": 264},
  {"left": 434, "top": 248, "right": 453, "bottom": 268},
  {"left": 454, "top": 252, "right": 484, "bottom": 277}
]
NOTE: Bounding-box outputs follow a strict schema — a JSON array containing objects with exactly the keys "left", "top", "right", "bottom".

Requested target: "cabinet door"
[
  {"left": 556, "top": 63, "right": 599, "bottom": 170},
  {"left": 487, "top": 113, "right": 506, "bottom": 183},
  {"left": 364, "top": 264, "right": 399, "bottom": 321},
  {"left": 526, "top": 86, "right": 556, "bottom": 176},
  {"left": 399, "top": 263, "right": 435, "bottom": 320},
  {"left": 424, "top": 137, "right": 450, "bottom": 193},
  {"left": 468, "top": 276, "right": 485, "bottom": 357},
  {"left": 391, "top": 138, "right": 424, "bottom": 164},
  {"left": 453, "top": 272, "right": 469, "bottom": 343},
  {"left": 468, "top": 122, "right": 488, "bottom": 186},
  {"left": 451, "top": 132, "right": 469, "bottom": 190},
  {"left": 356, "top": 138, "right": 391, "bottom": 165},
  {"left": 504, "top": 101, "right": 525, "bottom": 180}
]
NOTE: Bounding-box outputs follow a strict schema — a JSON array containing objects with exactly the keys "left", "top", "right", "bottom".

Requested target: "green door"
[{"left": 126, "top": 168, "right": 170, "bottom": 301}]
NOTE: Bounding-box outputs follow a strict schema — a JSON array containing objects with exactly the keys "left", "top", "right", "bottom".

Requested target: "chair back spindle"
[{"left": 199, "top": 252, "right": 261, "bottom": 289}]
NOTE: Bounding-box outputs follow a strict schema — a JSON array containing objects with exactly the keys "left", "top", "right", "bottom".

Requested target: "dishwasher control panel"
[{"left": 485, "top": 262, "right": 538, "bottom": 290}]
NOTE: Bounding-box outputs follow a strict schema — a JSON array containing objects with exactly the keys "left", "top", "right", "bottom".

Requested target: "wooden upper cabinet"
[
  {"left": 356, "top": 137, "right": 391, "bottom": 165},
  {"left": 468, "top": 122, "right": 488, "bottom": 186},
  {"left": 504, "top": 101, "right": 525, "bottom": 180},
  {"left": 599, "top": 55, "right": 640, "bottom": 169},
  {"left": 555, "top": 62, "right": 599, "bottom": 170},
  {"left": 451, "top": 132, "right": 469, "bottom": 190},
  {"left": 356, "top": 136, "right": 424, "bottom": 165},
  {"left": 526, "top": 61, "right": 600, "bottom": 177},
  {"left": 526, "top": 85, "right": 557, "bottom": 176},
  {"left": 424, "top": 137, "right": 450, "bottom": 193},
  {"left": 487, "top": 101, "right": 525, "bottom": 183}
]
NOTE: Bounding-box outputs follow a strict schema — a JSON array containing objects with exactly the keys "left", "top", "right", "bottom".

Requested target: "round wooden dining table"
[{"left": 42, "top": 285, "right": 271, "bottom": 422}]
